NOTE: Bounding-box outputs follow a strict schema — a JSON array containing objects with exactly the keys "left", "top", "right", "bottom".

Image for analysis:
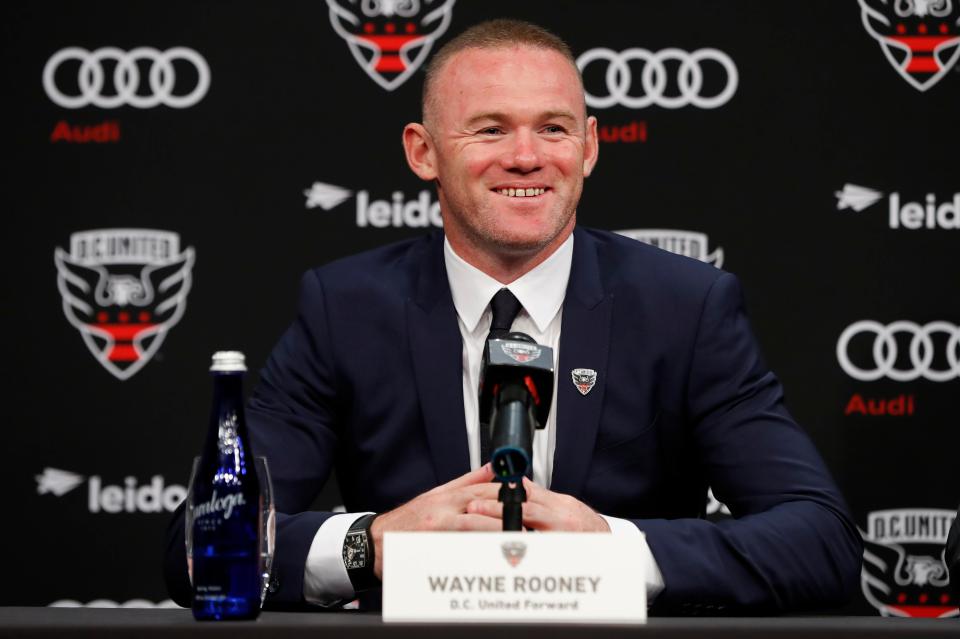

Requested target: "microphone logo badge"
[
  {"left": 571, "top": 368, "right": 598, "bottom": 396},
  {"left": 501, "top": 541, "right": 527, "bottom": 568},
  {"left": 501, "top": 341, "right": 542, "bottom": 363}
]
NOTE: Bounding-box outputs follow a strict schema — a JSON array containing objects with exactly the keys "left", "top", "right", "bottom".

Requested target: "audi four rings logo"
[
  {"left": 837, "top": 321, "right": 960, "bottom": 382},
  {"left": 43, "top": 47, "right": 210, "bottom": 109},
  {"left": 576, "top": 48, "right": 738, "bottom": 109}
]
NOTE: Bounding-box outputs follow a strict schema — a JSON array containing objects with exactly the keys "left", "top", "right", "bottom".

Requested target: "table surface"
[{"left": 1, "top": 607, "right": 958, "bottom": 639}]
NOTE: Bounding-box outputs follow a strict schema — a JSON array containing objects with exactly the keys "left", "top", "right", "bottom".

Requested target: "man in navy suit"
[{"left": 165, "top": 19, "right": 861, "bottom": 614}]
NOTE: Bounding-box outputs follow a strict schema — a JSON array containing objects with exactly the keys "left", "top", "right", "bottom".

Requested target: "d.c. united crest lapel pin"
[{"left": 571, "top": 368, "right": 597, "bottom": 396}]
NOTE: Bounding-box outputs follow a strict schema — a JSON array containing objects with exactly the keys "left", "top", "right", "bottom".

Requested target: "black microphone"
[
  {"left": 947, "top": 506, "right": 959, "bottom": 596},
  {"left": 478, "top": 332, "right": 554, "bottom": 483}
]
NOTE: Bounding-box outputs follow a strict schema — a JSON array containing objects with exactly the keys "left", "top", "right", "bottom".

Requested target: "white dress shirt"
[{"left": 303, "top": 234, "right": 664, "bottom": 605}]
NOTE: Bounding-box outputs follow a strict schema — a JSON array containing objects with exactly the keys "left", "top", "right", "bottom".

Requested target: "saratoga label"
[{"left": 194, "top": 490, "right": 247, "bottom": 521}]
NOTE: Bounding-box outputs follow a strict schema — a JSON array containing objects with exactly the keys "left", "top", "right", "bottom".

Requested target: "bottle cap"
[{"left": 210, "top": 351, "right": 247, "bottom": 372}]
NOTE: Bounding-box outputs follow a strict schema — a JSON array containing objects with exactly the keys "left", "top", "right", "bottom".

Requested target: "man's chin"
[{"left": 481, "top": 224, "right": 572, "bottom": 258}]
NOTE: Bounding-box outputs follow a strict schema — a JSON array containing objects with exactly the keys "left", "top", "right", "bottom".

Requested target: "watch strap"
[{"left": 343, "top": 513, "right": 379, "bottom": 592}]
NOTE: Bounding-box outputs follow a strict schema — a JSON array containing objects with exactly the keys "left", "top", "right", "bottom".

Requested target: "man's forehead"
[
  {"left": 431, "top": 44, "right": 586, "bottom": 123},
  {"left": 439, "top": 44, "right": 580, "bottom": 82}
]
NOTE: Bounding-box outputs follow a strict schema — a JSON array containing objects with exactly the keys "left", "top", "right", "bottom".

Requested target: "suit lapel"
[
  {"left": 406, "top": 233, "right": 471, "bottom": 485},
  {"left": 550, "top": 229, "right": 613, "bottom": 497}
]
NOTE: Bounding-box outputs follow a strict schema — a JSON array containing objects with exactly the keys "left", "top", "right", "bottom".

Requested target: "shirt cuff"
[
  {"left": 600, "top": 514, "right": 666, "bottom": 604},
  {"left": 303, "top": 512, "right": 374, "bottom": 606}
]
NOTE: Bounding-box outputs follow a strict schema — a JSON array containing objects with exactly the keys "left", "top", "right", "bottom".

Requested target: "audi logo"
[
  {"left": 836, "top": 320, "right": 960, "bottom": 382},
  {"left": 576, "top": 47, "right": 738, "bottom": 110},
  {"left": 43, "top": 47, "right": 210, "bottom": 109}
]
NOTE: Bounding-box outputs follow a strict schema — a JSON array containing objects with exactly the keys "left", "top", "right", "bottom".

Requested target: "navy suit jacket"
[{"left": 164, "top": 227, "right": 861, "bottom": 614}]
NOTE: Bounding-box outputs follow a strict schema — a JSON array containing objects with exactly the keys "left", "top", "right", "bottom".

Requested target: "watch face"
[{"left": 343, "top": 531, "right": 368, "bottom": 570}]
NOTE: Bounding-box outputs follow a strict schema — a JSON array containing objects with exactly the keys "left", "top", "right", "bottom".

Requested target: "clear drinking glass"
[
  {"left": 256, "top": 457, "right": 277, "bottom": 604},
  {"left": 185, "top": 455, "right": 276, "bottom": 605}
]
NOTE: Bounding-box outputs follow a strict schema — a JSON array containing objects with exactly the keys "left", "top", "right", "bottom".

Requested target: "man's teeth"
[{"left": 497, "top": 187, "right": 546, "bottom": 197}]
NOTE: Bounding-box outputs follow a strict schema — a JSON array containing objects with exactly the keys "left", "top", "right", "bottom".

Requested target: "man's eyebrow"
[
  {"left": 464, "top": 112, "right": 509, "bottom": 127},
  {"left": 464, "top": 110, "right": 579, "bottom": 127},
  {"left": 539, "top": 110, "right": 578, "bottom": 122}
]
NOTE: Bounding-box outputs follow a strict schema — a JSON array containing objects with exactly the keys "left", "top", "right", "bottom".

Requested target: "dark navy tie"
[{"left": 480, "top": 288, "right": 522, "bottom": 464}]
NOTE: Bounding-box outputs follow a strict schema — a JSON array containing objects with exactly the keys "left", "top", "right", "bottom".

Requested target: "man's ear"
[
  {"left": 403, "top": 123, "right": 438, "bottom": 181},
  {"left": 582, "top": 115, "right": 599, "bottom": 178}
]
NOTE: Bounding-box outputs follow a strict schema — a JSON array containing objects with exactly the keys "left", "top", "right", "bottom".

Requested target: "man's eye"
[
  {"left": 479, "top": 127, "right": 503, "bottom": 135},
  {"left": 543, "top": 125, "right": 566, "bottom": 134}
]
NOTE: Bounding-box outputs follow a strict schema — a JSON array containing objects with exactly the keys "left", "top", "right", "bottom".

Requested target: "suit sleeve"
[
  {"left": 163, "top": 270, "right": 344, "bottom": 608},
  {"left": 636, "top": 272, "right": 862, "bottom": 614}
]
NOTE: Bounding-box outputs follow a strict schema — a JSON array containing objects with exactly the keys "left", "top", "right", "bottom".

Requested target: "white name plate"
[{"left": 382, "top": 531, "right": 646, "bottom": 624}]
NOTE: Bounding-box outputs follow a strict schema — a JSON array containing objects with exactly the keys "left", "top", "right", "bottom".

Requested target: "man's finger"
[
  {"left": 453, "top": 513, "right": 505, "bottom": 532},
  {"left": 518, "top": 500, "right": 555, "bottom": 530},
  {"left": 433, "top": 464, "right": 495, "bottom": 492},
  {"left": 443, "top": 484, "right": 501, "bottom": 512},
  {"left": 521, "top": 476, "right": 546, "bottom": 502},
  {"left": 469, "top": 499, "right": 558, "bottom": 531},
  {"left": 460, "top": 483, "right": 502, "bottom": 500},
  {"left": 466, "top": 498, "right": 503, "bottom": 519}
]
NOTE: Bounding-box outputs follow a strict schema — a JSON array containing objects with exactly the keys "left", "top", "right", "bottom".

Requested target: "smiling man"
[
  {"left": 403, "top": 35, "right": 597, "bottom": 281},
  {"left": 165, "top": 19, "right": 861, "bottom": 615}
]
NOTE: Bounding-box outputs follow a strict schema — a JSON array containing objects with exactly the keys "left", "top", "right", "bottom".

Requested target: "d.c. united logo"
[
  {"left": 858, "top": 0, "right": 960, "bottom": 91},
  {"left": 326, "top": 0, "right": 456, "bottom": 91},
  {"left": 501, "top": 341, "right": 541, "bottom": 364},
  {"left": 54, "top": 229, "right": 195, "bottom": 380},
  {"left": 861, "top": 508, "right": 958, "bottom": 618},
  {"left": 501, "top": 541, "right": 526, "bottom": 568}
]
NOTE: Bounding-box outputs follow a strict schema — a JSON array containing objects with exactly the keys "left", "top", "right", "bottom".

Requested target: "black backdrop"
[{"left": 2, "top": 0, "right": 958, "bottom": 618}]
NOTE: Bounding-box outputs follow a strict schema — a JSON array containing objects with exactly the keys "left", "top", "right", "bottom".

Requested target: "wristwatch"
[{"left": 342, "top": 514, "right": 380, "bottom": 592}]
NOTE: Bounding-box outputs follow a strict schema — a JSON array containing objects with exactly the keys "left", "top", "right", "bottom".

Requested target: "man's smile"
[{"left": 492, "top": 186, "right": 550, "bottom": 198}]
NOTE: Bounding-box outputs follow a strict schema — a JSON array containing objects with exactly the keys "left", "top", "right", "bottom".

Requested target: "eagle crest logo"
[
  {"left": 860, "top": 508, "right": 958, "bottom": 618},
  {"left": 501, "top": 541, "right": 526, "bottom": 568},
  {"left": 326, "top": 0, "right": 456, "bottom": 91},
  {"left": 571, "top": 368, "right": 597, "bottom": 396},
  {"left": 54, "top": 229, "right": 195, "bottom": 380},
  {"left": 858, "top": 0, "right": 960, "bottom": 91}
]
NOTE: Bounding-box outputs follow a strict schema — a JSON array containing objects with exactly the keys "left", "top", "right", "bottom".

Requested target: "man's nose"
[{"left": 501, "top": 129, "right": 541, "bottom": 172}]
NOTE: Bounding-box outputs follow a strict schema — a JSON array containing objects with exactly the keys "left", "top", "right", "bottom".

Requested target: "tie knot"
[{"left": 489, "top": 288, "right": 522, "bottom": 337}]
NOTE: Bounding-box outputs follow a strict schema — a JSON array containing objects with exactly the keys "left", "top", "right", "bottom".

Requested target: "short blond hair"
[{"left": 421, "top": 19, "right": 581, "bottom": 127}]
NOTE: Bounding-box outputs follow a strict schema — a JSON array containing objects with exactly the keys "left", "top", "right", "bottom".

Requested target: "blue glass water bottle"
[{"left": 191, "top": 351, "right": 262, "bottom": 620}]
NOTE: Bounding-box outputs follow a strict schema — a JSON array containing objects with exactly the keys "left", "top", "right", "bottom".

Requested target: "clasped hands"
[{"left": 369, "top": 464, "right": 609, "bottom": 579}]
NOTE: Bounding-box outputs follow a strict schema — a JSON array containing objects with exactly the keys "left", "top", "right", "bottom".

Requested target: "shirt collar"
[{"left": 443, "top": 233, "right": 574, "bottom": 334}]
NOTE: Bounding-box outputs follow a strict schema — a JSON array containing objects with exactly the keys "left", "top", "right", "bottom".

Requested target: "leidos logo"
[
  {"left": 54, "top": 229, "right": 195, "bottom": 380},
  {"left": 35, "top": 467, "right": 85, "bottom": 497},
  {"left": 326, "top": 0, "right": 456, "bottom": 91},
  {"left": 616, "top": 229, "right": 724, "bottom": 268},
  {"left": 35, "top": 467, "right": 186, "bottom": 514},
  {"left": 304, "top": 181, "right": 442, "bottom": 227},
  {"left": 858, "top": 0, "right": 960, "bottom": 91},
  {"left": 835, "top": 184, "right": 959, "bottom": 230},
  {"left": 861, "top": 508, "right": 958, "bottom": 618}
]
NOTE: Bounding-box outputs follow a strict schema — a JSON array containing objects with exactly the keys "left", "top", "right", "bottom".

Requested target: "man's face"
[{"left": 415, "top": 45, "right": 598, "bottom": 260}]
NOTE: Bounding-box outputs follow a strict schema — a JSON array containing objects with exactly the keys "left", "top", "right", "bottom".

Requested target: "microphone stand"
[
  {"left": 499, "top": 481, "right": 525, "bottom": 531},
  {"left": 481, "top": 332, "right": 554, "bottom": 534},
  {"left": 490, "top": 388, "right": 531, "bottom": 532}
]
